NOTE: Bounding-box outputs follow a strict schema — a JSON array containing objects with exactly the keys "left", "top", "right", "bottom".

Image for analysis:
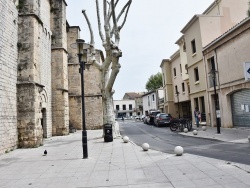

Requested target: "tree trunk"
[{"left": 82, "top": 0, "right": 132, "bottom": 138}]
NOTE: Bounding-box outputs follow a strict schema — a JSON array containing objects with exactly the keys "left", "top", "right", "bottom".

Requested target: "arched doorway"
[
  {"left": 41, "top": 108, "right": 47, "bottom": 138},
  {"left": 40, "top": 90, "right": 48, "bottom": 138},
  {"left": 231, "top": 89, "right": 250, "bottom": 127}
]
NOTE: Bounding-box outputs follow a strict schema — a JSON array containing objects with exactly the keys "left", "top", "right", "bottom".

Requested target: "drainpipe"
[
  {"left": 215, "top": 0, "right": 220, "bottom": 15},
  {"left": 203, "top": 54, "right": 212, "bottom": 127},
  {"left": 214, "top": 48, "right": 223, "bottom": 128}
]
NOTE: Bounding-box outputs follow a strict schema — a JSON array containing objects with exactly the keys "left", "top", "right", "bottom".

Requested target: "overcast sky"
[{"left": 66, "top": 0, "right": 214, "bottom": 100}]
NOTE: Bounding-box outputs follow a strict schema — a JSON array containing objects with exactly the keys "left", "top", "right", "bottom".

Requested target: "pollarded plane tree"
[{"left": 82, "top": 0, "right": 132, "bottom": 137}]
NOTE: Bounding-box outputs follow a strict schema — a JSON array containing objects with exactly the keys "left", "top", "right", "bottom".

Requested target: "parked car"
[
  {"left": 115, "top": 117, "right": 122, "bottom": 121},
  {"left": 154, "top": 113, "right": 173, "bottom": 127},
  {"left": 143, "top": 116, "right": 150, "bottom": 124},
  {"left": 148, "top": 110, "right": 161, "bottom": 125},
  {"left": 141, "top": 115, "right": 145, "bottom": 121},
  {"left": 132, "top": 116, "right": 140, "bottom": 120}
]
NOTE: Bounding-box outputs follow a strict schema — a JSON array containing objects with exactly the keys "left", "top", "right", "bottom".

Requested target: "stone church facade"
[{"left": 0, "top": 0, "right": 103, "bottom": 154}]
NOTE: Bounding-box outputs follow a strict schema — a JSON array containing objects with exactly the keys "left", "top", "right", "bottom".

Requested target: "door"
[
  {"left": 231, "top": 89, "right": 250, "bottom": 127},
  {"left": 41, "top": 108, "right": 47, "bottom": 138}
]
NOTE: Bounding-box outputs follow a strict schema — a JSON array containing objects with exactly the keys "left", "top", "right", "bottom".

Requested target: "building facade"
[
  {"left": 67, "top": 25, "right": 104, "bottom": 130},
  {"left": 0, "top": 0, "right": 104, "bottom": 154},
  {"left": 178, "top": 0, "right": 249, "bottom": 125},
  {"left": 203, "top": 17, "right": 250, "bottom": 128},
  {"left": 113, "top": 100, "right": 136, "bottom": 118},
  {"left": 142, "top": 89, "right": 164, "bottom": 116},
  {"left": 0, "top": 0, "right": 19, "bottom": 154},
  {"left": 160, "top": 59, "right": 175, "bottom": 115},
  {"left": 170, "top": 51, "right": 191, "bottom": 119},
  {"left": 17, "top": 0, "right": 55, "bottom": 147},
  {"left": 123, "top": 92, "right": 144, "bottom": 116},
  {"left": 51, "top": 0, "right": 69, "bottom": 136}
]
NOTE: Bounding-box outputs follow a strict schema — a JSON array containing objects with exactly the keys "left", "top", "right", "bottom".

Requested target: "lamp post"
[
  {"left": 76, "top": 39, "right": 89, "bottom": 159},
  {"left": 211, "top": 69, "right": 220, "bottom": 134},
  {"left": 176, "top": 91, "right": 180, "bottom": 119}
]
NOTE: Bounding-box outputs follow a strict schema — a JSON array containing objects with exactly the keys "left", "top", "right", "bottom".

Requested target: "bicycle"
[{"left": 170, "top": 118, "right": 192, "bottom": 132}]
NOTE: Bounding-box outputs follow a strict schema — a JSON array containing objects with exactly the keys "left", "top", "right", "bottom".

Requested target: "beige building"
[
  {"left": 203, "top": 17, "right": 250, "bottom": 128},
  {"left": 160, "top": 51, "right": 191, "bottom": 119},
  {"left": 179, "top": 0, "right": 249, "bottom": 125},
  {"left": 170, "top": 51, "right": 191, "bottom": 119},
  {"left": 160, "top": 59, "right": 175, "bottom": 115}
]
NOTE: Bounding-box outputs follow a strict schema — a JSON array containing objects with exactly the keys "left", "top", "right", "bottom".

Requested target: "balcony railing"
[
  {"left": 114, "top": 108, "right": 135, "bottom": 112},
  {"left": 158, "top": 98, "right": 164, "bottom": 104}
]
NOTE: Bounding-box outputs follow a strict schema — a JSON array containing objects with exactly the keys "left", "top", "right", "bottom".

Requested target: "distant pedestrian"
[
  {"left": 194, "top": 107, "right": 200, "bottom": 127},
  {"left": 121, "top": 116, "right": 124, "bottom": 121}
]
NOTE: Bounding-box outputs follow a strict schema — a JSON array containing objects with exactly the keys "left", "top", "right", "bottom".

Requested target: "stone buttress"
[
  {"left": 17, "top": 0, "right": 52, "bottom": 147},
  {"left": 50, "top": 0, "right": 69, "bottom": 136}
]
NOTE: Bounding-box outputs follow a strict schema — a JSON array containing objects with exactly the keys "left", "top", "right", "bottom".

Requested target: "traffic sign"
[{"left": 244, "top": 62, "right": 250, "bottom": 81}]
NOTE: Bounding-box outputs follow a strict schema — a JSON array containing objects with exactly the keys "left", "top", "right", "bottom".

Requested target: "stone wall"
[
  {"left": 67, "top": 25, "right": 104, "bottom": 130},
  {"left": 67, "top": 26, "right": 82, "bottom": 130},
  {"left": 84, "top": 50, "right": 103, "bottom": 129},
  {"left": 0, "top": 0, "right": 102, "bottom": 153},
  {"left": 0, "top": 0, "right": 18, "bottom": 154},
  {"left": 17, "top": 0, "right": 52, "bottom": 147},
  {"left": 17, "top": 83, "right": 43, "bottom": 148},
  {"left": 85, "top": 96, "right": 103, "bottom": 129},
  {"left": 51, "top": 50, "right": 69, "bottom": 135},
  {"left": 51, "top": 0, "right": 69, "bottom": 136}
]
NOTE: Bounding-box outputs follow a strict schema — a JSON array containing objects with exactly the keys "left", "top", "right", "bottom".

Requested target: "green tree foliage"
[{"left": 145, "top": 72, "right": 163, "bottom": 91}]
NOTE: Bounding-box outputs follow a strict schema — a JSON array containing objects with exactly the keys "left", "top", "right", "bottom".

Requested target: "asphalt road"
[{"left": 119, "top": 121, "right": 250, "bottom": 165}]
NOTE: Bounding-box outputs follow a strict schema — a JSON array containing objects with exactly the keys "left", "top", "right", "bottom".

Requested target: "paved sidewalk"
[
  {"left": 179, "top": 126, "right": 250, "bottom": 143},
  {"left": 1, "top": 130, "right": 250, "bottom": 188}
]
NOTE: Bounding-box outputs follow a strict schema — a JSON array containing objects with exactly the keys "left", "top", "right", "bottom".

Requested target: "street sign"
[
  {"left": 244, "top": 62, "right": 250, "bottom": 81},
  {"left": 216, "top": 110, "right": 221, "bottom": 118}
]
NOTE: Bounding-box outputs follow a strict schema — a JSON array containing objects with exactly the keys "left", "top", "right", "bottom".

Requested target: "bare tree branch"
[
  {"left": 111, "top": 0, "right": 118, "bottom": 32},
  {"left": 108, "top": 0, "right": 119, "bottom": 21},
  {"left": 82, "top": 10, "right": 102, "bottom": 70},
  {"left": 107, "top": 1, "right": 111, "bottom": 20},
  {"left": 107, "top": 2, "right": 112, "bottom": 34},
  {"left": 82, "top": 10, "right": 94, "bottom": 46},
  {"left": 110, "top": 0, "right": 131, "bottom": 38},
  {"left": 119, "top": 1, "right": 131, "bottom": 31},
  {"left": 103, "top": 0, "right": 107, "bottom": 24},
  {"left": 115, "top": 0, "right": 119, "bottom": 7},
  {"left": 116, "top": 0, "right": 132, "bottom": 26},
  {"left": 95, "top": 0, "right": 105, "bottom": 42},
  {"left": 92, "top": 60, "right": 102, "bottom": 70},
  {"left": 82, "top": 0, "right": 132, "bottom": 134},
  {"left": 106, "top": 57, "right": 120, "bottom": 93},
  {"left": 111, "top": 0, "right": 120, "bottom": 45}
]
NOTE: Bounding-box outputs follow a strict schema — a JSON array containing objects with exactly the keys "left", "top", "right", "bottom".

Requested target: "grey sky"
[{"left": 66, "top": 0, "right": 214, "bottom": 100}]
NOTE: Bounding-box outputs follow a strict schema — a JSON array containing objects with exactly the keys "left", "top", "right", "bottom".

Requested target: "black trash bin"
[{"left": 104, "top": 123, "right": 113, "bottom": 142}]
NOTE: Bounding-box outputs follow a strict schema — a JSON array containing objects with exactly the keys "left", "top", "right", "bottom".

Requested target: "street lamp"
[
  {"left": 210, "top": 69, "right": 221, "bottom": 134},
  {"left": 176, "top": 90, "right": 180, "bottom": 119},
  {"left": 76, "top": 39, "right": 90, "bottom": 159}
]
